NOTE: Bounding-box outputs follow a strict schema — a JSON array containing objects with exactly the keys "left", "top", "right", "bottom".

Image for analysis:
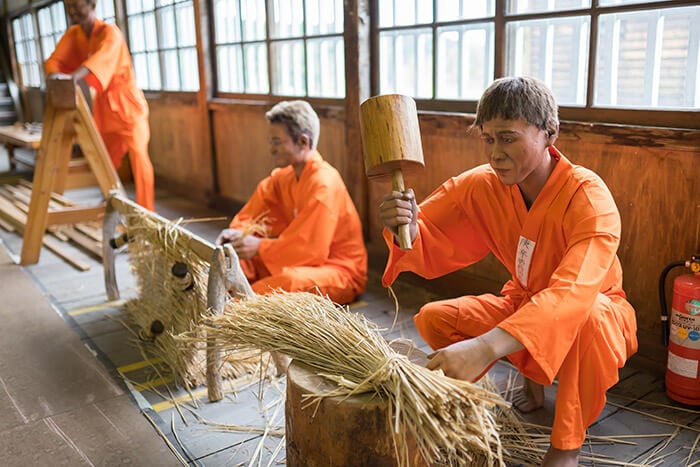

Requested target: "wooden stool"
[{"left": 285, "top": 346, "right": 429, "bottom": 466}]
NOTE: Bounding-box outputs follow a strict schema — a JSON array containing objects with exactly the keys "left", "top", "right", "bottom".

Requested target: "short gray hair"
[
  {"left": 474, "top": 76, "right": 559, "bottom": 136},
  {"left": 265, "top": 100, "right": 320, "bottom": 149}
]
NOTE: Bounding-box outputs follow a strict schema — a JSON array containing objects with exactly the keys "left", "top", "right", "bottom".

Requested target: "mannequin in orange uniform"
[
  {"left": 379, "top": 77, "right": 637, "bottom": 466},
  {"left": 45, "top": 0, "right": 154, "bottom": 211},
  {"left": 216, "top": 100, "right": 367, "bottom": 305}
]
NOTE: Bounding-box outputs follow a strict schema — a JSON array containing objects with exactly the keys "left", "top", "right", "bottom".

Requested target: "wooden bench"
[
  {"left": 0, "top": 123, "right": 98, "bottom": 190},
  {"left": 0, "top": 124, "right": 41, "bottom": 172}
]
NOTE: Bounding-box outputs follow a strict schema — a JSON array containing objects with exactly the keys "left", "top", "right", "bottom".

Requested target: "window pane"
[
  {"left": 144, "top": 12, "right": 158, "bottom": 50},
  {"left": 436, "top": 23, "right": 494, "bottom": 100},
  {"left": 147, "top": 52, "right": 162, "bottom": 89},
  {"left": 95, "top": 0, "right": 115, "bottom": 21},
  {"left": 52, "top": 3, "right": 67, "bottom": 31},
  {"left": 599, "top": 0, "right": 665, "bottom": 5},
  {"left": 307, "top": 37, "right": 345, "bottom": 98},
  {"left": 158, "top": 6, "right": 177, "bottom": 48},
  {"left": 162, "top": 49, "right": 181, "bottom": 90},
  {"left": 506, "top": 16, "right": 590, "bottom": 106},
  {"left": 244, "top": 42, "right": 269, "bottom": 93},
  {"left": 132, "top": 53, "right": 149, "bottom": 88},
  {"left": 128, "top": 16, "right": 146, "bottom": 52},
  {"left": 176, "top": 3, "right": 196, "bottom": 47},
  {"left": 127, "top": 0, "right": 143, "bottom": 14},
  {"left": 218, "top": 44, "right": 244, "bottom": 92},
  {"left": 506, "top": 0, "right": 590, "bottom": 14},
  {"left": 215, "top": 0, "right": 241, "bottom": 43},
  {"left": 437, "top": 0, "right": 494, "bottom": 21},
  {"left": 595, "top": 6, "right": 700, "bottom": 108},
  {"left": 271, "top": 40, "right": 305, "bottom": 95},
  {"left": 379, "top": 0, "right": 433, "bottom": 27},
  {"left": 306, "top": 0, "right": 343, "bottom": 35},
  {"left": 179, "top": 47, "right": 199, "bottom": 90},
  {"left": 242, "top": 0, "right": 267, "bottom": 40},
  {"left": 379, "top": 28, "right": 433, "bottom": 98},
  {"left": 270, "top": 0, "right": 304, "bottom": 39}
]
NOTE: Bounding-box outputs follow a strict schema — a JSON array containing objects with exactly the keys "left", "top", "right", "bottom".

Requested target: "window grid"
[
  {"left": 126, "top": 0, "right": 199, "bottom": 91},
  {"left": 376, "top": 0, "right": 700, "bottom": 119},
  {"left": 213, "top": 0, "right": 345, "bottom": 98},
  {"left": 37, "top": 2, "right": 67, "bottom": 61},
  {"left": 12, "top": 13, "right": 42, "bottom": 88}
]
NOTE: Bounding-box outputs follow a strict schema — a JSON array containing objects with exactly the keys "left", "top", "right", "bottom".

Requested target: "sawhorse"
[{"left": 21, "top": 79, "right": 124, "bottom": 265}]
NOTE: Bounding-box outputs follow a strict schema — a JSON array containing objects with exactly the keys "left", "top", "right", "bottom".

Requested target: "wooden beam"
[{"left": 46, "top": 205, "right": 105, "bottom": 226}]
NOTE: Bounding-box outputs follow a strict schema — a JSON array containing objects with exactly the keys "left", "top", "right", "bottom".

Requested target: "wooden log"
[{"left": 285, "top": 360, "right": 425, "bottom": 467}]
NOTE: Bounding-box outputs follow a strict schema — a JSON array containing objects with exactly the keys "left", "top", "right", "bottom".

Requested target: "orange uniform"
[
  {"left": 45, "top": 19, "right": 154, "bottom": 211},
  {"left": 231, "top": 151, "right": 367, "bottom": 304},
  {"left": 383, "top": 148, "right": 637, "bottom": 449}
]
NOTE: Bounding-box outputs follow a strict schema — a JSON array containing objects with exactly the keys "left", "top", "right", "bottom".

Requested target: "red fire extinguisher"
[{"left": 659, "top": 255, "right": 700, "bottom": 406}]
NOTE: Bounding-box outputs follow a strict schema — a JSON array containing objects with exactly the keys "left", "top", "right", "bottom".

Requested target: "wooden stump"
[{"left": 285, "top": 358, "right": 426, "bottom": 467}]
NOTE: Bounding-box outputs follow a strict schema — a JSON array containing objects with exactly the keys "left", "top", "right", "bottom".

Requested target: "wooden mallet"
[{"left": 360, "top": 94, "right": 425, "bottom": 250}]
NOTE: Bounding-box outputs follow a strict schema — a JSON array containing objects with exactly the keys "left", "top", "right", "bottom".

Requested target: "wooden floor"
[{"left": 0, "top": 180, "right": 698, "bottom": 466}]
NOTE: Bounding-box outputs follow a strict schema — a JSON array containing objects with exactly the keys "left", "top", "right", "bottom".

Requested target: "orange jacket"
[
  {"left": 230, "top": 151, "right": 367, "bottom": 294},
  {"left": 45, "top": 19, "right": 149, "bottom": 138},
  {"left": 383, "top": 147, "right": 637, "bottom": 383}
]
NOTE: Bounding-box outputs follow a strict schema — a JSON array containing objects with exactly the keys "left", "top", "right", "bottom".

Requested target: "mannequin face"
[{"left": 64, "top": 0, "right": 95, "bottom": 27}]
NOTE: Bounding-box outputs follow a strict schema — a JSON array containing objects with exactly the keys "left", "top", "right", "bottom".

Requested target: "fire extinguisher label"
[
  {"left": 670, "top": 306, "right": 700, "bottom": 350},
  {"left": 667, "top": 351, "right": 699, "bottom": 379}
]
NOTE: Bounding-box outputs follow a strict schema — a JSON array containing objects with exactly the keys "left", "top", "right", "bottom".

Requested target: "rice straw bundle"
[
  {"left": 180, "top": 291, "right": 517, "bottom": 466},
  {"left": 123, "top": 210, "right": 274, "bottom": 388}
]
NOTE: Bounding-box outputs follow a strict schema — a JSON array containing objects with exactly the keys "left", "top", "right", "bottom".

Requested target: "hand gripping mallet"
[{"left": 359, "top": 94, "right": 425, "bottom": 250}]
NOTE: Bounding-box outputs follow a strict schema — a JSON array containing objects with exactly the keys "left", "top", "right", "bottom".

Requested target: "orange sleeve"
[
  {"left": 229, "top": 172, "right": 288, "bottom": 237},
  {"left": 257, "top": 182, "right": 338, "bottom": 275},
  {"left": 81, "top": 25, "right": 123, "bottom": 92},
  {"left": 382, "top": 175, "right": 491, "bottom": 287},
  {"left": 45, "top": 28, "right": 81, "bottom": 75}
]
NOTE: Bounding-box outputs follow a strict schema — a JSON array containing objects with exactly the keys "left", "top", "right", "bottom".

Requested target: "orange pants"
[
  {"left": 241, "top": 256, "right": 358, "bottom": 305},
  {"left": 414, "top": 293, "right": 635, "bottom": 450},
  {"left": 103, "top": 124, "right": 154, "bottom": 211}
]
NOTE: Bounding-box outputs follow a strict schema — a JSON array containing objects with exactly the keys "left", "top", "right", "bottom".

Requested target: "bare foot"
[
  {"left": 511, "top": 376, "right": 544, "bottom": 413},
  {"left": 542, "top": 446, "right": 579, "bottom": 466}
]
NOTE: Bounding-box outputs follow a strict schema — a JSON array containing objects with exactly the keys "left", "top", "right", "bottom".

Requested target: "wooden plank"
[
  {"left": 46, "top": 205, "right": 104, "bottom": 226},
  {"left": 0, "top": 124, "right": 42, "bottom": 148},
  {"left": 63, "top": 226, "right": 102, "bottom": 259},
  {"left": 17, "top": 180, "right": 76, "bottom": 206},
  {"left": 74, "top": 223, "right": 102, "bottom": 242},
  {"left": 0, "top": 216, "right": 15, "bottom": 232},
  {"left": 72, "top": 90, "right": 124, "bottom": 197}
]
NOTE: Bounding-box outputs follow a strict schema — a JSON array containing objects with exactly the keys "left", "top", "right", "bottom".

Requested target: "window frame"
[
  {"left": 124, "top": 0, "right": 200, "bottom": 93},
  {"left": 212, "top": 0, "right": 346, "bottom": 101},
  {"left": 371, "top": 0, "right": 699, "bottom": 129}
]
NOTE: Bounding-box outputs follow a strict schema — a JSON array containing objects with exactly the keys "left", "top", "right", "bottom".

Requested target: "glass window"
[
  {"left": 375, "top": 0, "right": 699, "bottom": 123},
  {"left": 506, "top": 16, "right": 590, "bottom": 106},
  {"left": 37, "top": 2, "right": 67, "bottom": 61},
  {"left": 126, "top": 0, "right": 200, "bottom": 91},
  {"left": 213, "top": 0, "right": 345, "bottom": 97},
  {"left": 595, "top": 5, "right": 700, "bottom": 109},
  {"left": 12, "top": 14, "right": 42, "bottom": 87},
  {"left": 95, "top": 0, "right": 116, "bottom": 23}
]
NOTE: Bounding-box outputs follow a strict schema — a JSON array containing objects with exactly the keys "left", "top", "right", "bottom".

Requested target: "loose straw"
[{"left": 179, "top": 291, "right": 518, "bottom": 466}]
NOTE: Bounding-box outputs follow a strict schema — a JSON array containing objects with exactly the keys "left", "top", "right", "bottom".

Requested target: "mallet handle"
[{"left": 391, "top": 169, "right": 413, "bottom": 250}]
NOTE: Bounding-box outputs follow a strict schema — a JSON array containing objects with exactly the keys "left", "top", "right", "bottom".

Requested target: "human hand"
[
  {"left": 215, "top": 228, "right": 242, "bottom": 246},
  {"left": 379, "top": 189, "right": 418, "bottom": 244},
  {"left": 231, "top": 234, "right": 261, "bottom": 260},
  {"left": 426, "top": 337, "right": 494, "bottom": 382}
]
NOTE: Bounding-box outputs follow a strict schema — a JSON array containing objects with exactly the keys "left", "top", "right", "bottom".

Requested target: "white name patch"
[{"left": 516, "top": 236, "right": 536, "bottom": 287}]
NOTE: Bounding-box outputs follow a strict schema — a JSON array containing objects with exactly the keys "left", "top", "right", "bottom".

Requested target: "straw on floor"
[{"left": 180, "top": 290, "right": 538, "bottom": 466}]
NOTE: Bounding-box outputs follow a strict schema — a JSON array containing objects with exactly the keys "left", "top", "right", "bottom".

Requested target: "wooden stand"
[
  {"left": 103, "top": 192, "right": 252, "bottom": 402},
  {"left": 20, "top": 80, "right": 124, "bottom": 265}
]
